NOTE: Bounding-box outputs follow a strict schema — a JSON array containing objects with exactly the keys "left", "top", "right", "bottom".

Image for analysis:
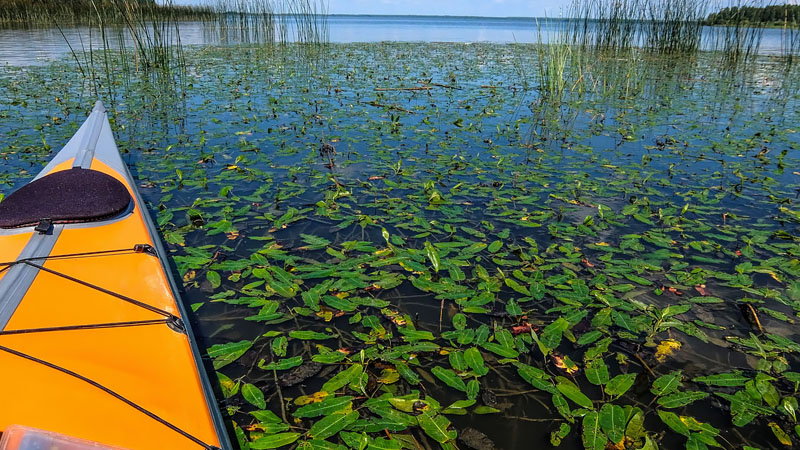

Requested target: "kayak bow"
[{"left": 0, "top": 101, "right": 232, "bottom": 450}]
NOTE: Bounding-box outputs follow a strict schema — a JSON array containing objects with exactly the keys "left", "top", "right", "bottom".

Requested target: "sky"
[
  {"left": 171, "top": 0, "right": 571, "bottom": 18},
  {"left": 322, "top": 0, "right": 568, "bottom": 17}
]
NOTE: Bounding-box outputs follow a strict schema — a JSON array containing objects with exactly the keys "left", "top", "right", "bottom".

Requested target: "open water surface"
[{"left": 0, "top": 15, "right": 795, "bottom": 66}]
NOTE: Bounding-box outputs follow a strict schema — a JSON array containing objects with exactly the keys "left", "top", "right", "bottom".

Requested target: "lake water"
[{"left": 0, "top": 14, "right": 794, "bottom": 66}]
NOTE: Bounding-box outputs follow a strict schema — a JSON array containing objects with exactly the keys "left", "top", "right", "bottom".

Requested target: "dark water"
[
  {"left": 0, "top": 15, "right": 794, "bottom": 66},
  {"left": 1, "top": 40, "right": 800, "bottom": 450}
]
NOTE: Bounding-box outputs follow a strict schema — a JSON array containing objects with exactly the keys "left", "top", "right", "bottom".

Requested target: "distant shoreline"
[
  {"left": 326, "top": 15, "right": 799, "bottom": 29},
  {"left": 1, "top": 10, "right": 797, "bottom": 30}
]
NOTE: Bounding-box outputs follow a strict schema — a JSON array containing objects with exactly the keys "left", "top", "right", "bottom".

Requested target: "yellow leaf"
[
  {"left": 182, "top": 270, "right": 196, "bottom": 282},
  {"left": 769, "top": 422, "right": 792, "bottom": 446},
  {"left": 398, "top": 261, "right": 424, "bottom": 274},
  {"left": 655, "top": 339, "right": 682, "bottom": 363},
  {"left": 553, "top": 355, "right": 579, "bottom": 374},
  {"left": 294, "top": 391, "right": 328, "bottom": 406},
  {"left": 377, "top": 369, "right": 400, "bottom": 384}
]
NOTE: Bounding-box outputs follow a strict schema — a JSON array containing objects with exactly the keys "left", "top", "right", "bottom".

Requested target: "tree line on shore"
[{"left": 704, "top": 4, "right": 800, "bottom": 27}]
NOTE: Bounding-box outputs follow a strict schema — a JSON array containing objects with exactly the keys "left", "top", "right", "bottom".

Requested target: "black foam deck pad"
[{"left": 0, "top": 168, "right": 132, "bottom": 229}]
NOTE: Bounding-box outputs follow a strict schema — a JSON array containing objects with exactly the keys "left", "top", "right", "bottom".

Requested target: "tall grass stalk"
[
  {"left": 781, "top": 14, "right": 800, "bottom": 63},
  {"left": 536, "top": 19, "right": 580, "bottom": 105},
  {"left": 0, "top": 0, "right": 214, "bottom": 25},
  {"left": 564, "top": 0, "right": 779, "bottom": 56},
  {"left": 209, "top": 0, "right": 327, "bottom": 46},
  {"left": 568, "top": 0, "right": 642, "bottom": 53},
  {"left": 642, "top": 0, "right": 705, "bottom": 54}
]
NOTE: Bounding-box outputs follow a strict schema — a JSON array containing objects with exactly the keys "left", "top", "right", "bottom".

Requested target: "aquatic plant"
[
  {"left": 209, "top": 0, "right": 328, "bottom": 46},
  {"left": 707, "top": 0, "right": 769, "bottom": 65},
  {"left": 781, "top": 15, "right": 800, "bottom": 63},
  {"left": 0, "top": 0, "right": 214, "bottom": 25},
  {"left": 641, "top": 0, "right": 705, "bottom": 54}
]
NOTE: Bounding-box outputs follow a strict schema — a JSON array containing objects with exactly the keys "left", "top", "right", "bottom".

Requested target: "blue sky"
[
  {"left": 323, "top": 0, "right": 568, "bottom": 17},
  {"left": 172, "top": 0, "right": 571, "bottom": 17}
]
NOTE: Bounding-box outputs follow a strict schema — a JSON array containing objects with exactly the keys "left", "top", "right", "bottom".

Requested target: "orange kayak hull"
[{"left": 0, "top": 102, "right": 231, "bottom": 450}]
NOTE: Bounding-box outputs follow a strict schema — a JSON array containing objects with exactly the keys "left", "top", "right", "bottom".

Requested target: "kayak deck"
[{"left": 0, "top": 103, "right": 229, "bottom": 450}]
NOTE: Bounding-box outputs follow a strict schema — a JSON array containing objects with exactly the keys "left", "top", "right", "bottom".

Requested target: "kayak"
[{"left": 0, "top": 102, "right": 232, "bottom": 450}]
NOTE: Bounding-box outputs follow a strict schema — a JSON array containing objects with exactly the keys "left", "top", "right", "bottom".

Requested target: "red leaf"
[
  {"left": 694, "top": 285, "right": 707, "bottom": 296},
  {"left": 511, "top": 323, "right": 532, "bottom": 335}
]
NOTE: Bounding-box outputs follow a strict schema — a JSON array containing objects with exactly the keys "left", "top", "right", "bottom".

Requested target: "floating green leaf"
[
  {"left": 432, "top": 366, "right": 467, "bottom": 392},
  {"left": 294, "top": 396, "right": 354, "bottom": 418},
  {"left": 598, "top": 404, "right": 626, "bottom": 444},
  {"left": 651, "top": 371, "right": 682, "bottom": 396},
  {"left": 582, "top": 411, "right": 605, "bottom": 450},
  {"left": 242, "top": 383, "right": 266, "bottom": 409},
  {"left": 657, "top": 391, "right": 709, "bottom": 409},
  {"left": 658, "top": 410, "right": 690, "bottom": 436},
  {"left": 207, "top": 340, "right": 253, "bottom": 369},
  {"left": 605, "top": 373, "right": 637, "bottom": 398},
  {"left": 556, "top": 376, "right": 593, "bottom": 409},
  {"left": 417, "top": 411, "right": 457, "bottom": 443},
  {"left": 322, "top": 364, "right": 363, "bottom": 393},
  {"left": 250, "top": 433, "right": 301, "bottom": 449},
  {"left": 307, "top": 411, "right": 360, "bottom": 440}
]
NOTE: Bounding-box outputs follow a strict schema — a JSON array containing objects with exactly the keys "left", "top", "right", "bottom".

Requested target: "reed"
[
  {"left": 209, "top": 0, "right": 328, "bottom": 46},
  {"left": 642, "top": 0, "right": 705, "bottom": 54},
  {"left": 536, "top": 18, "right": 583, "bottom": 106},
  {"left": 23, "top": 0, "right": 328, "bottom": 104},
  {"left": 706, "top": 0, "right": 769, "bottom": 65},
  {"left": 567, "top": 0, "right": 642, "bottom": 53},
  {"left": 562, "top": 0, "right": 777, "bottom": 56},
  {"left": 0, "top": 0, "right": 214, "bottom": 25},
  {"left": 780, "top": 13, "right": 800, "bottom": 63}
]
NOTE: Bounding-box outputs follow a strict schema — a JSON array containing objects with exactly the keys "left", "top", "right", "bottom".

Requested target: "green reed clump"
[
  {"left": 568, "top": 0, "right": 642, "bottom": 52},
  {"left": 210, "top": 0, "right": 327, "bottom": 46},
  {"left": 536, "top": 18, "right": 585, "bottom": 105},
  {"left": 565, "top": 0, "right": 707, "bottom": 54},
  {"left": 47, "top": 0, "right": 190, "bottom": 105},
  {"left": 47, "top": 0, "right": 329, "bottom": 105},
  {"left": 0, "top": 0, "right": 214, "bottom": 25},
  {"left": 563, "top": 0, "right": 784, "bottom": 56},
  {"left": 780, "top": 16, "right": 800, "bottom": 63},
  {"left": 642, "top": 0, "right": 706, "bottom": 54},
  {"left": 211, "top": 0, "right": 277, "bottom": 45},
  {"left": 284, "top": 0, "right": 328, "bottom": 46},
  {"left": 110, "top": 0, "right": 186, "bottom": 72}
]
